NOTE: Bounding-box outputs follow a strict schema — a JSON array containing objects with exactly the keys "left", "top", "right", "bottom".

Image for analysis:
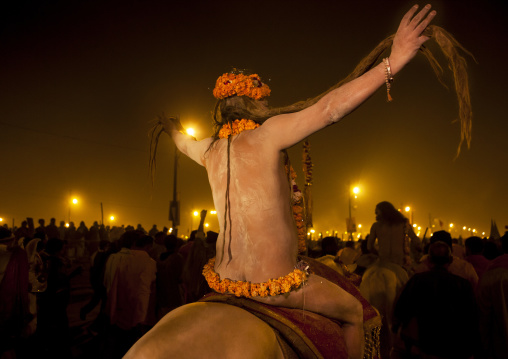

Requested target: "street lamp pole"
[
  {"left": 348, "top": 187, "right": 352, "bottom": 240},
  {"left": 169, "top": 144, "right": 180, "bottom": 237},
  {"left": 347, "top": 183, "right": 360, "bottom": 241}
]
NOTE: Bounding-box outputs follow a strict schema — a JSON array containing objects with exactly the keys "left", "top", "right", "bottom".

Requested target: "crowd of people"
[
  {"left": 1, "top": 204, "right": 507, "bottom": 359},
  {"left": 311, "top": 202, "right": 508, "bottom": 359},
  {"left": 0, "top": 210, "right": 217, "bottom": 358}
]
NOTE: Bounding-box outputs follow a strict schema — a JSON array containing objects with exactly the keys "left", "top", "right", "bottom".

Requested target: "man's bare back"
[{"left": 205, "top": 127, "right": 299, "bottom": 283}]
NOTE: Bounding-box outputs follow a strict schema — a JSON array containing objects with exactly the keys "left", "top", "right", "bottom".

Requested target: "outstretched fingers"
[
  {"left": 399, "top": 4, "right": 420, "bottom": 29},
  {"left": 415, "top": 9, "right": 437, "bottom": 38},
  {"left": 409, "top": 4, "right": 432, "bottom": 29}
]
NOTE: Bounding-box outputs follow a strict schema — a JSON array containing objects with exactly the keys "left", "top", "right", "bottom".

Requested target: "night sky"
[{"left": 1, "top": 0, "right": 507, "bottom": 238}]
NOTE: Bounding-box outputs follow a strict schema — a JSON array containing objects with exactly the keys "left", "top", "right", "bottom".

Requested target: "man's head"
[
  {"left": 428, "top": 241, "right": 453, "bottom": 267},
  {"left": 430, "top": 230, "right": 453, "bottom": 249},
  {"left": 163, "top": 234, "right": 179, "bottom": 253},
  {"left": 134, "top": 235, "right": 154, "bottom": 253},
  {"left": 154, "top": 231, "right": 166, "bottom": 244},
  {"left": 322, "top": 236, "right": 338, "bottom": 256},
  {"left": 119, "top": 230, "right": 143, "bottom": 249},
  {"left": 206, "top": 231, "right": 218, "bottom": 245},
  {"left": 375, "top": 201, "right": 405, "bottom": 225},
  {"left": 211, "top": 71, "right": 272, "bottom": 133},
  {"left": 464, "top": 236, "right": 483, "bottom": 256}
]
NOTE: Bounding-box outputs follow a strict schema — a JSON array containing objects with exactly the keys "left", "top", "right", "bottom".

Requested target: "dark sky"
[{"left": 1, "top": 0, "right": 507, "bottom": 238}]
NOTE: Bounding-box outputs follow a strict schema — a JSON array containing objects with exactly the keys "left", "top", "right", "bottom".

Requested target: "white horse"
[{"left": 359, "top": 259, "right": 408, "bottom": 359}]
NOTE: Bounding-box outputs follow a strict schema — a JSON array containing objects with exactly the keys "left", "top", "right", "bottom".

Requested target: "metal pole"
[
  {"left": 348, "top": 182, "right": 352, "bottom": 240},
  {"left": 172, "top": 144, "right": 179, "bottom": 237}
]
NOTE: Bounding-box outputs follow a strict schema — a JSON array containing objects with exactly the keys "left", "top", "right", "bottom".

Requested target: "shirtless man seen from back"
[{"left": 157, "top": 5, "right": 436, "bottom": 358}]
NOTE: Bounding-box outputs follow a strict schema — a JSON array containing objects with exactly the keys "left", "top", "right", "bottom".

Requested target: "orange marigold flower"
[
  {"left": 202, "top": 257, "right": 306, "bottom": 298},
  {"left": 213, "top": 73, "right": 271, "bottom": 100},
  {"left": 293, "top": 205, "right": 303, "bottom": 214},
  {"left": 219, "top": 119, "right": 260, "bottom": 139}
]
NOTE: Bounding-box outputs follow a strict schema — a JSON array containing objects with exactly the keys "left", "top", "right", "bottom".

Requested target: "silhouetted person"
[
  {"left": 368, "top": 201, "right": 420, "bottom": 269},
  {"left": 316, "top": 236, "right": 343, "bottom": 273},
  {"left": 476, "top": 233, "right": 508, "bottom": 359},
  {"left": 58, "top": 221, "right": 66, "bottom": 241},
  {"left": 393, "top": 241, "right": 480, "bottom": 359},
  {"left": 414, "top": 230, "right": 478, "bottom": 289},
  {"left": 156, "top": 235, "right": 184, "bottom": 319},
  {"left": 148, "top": 224, "right": 159, "bottom": 238},
  {"left": 0, "top": 227, "right": 30, "bottom": 358},
  {"left": 76, "top": 221, "right": 88, "bottom": 258},
  {"left": 34, "top": 218, "right": 46, "bottom": 239},
  {"left": 14, "top": 220, "right": 30, "bottom": 240},
  {"left": 103, "top": 232, "right": 156, "bottom": 358},
  {"left": 150, "top": 231, "right": 166, "bottom": 261},
  {"left": 45, "top": 218, "right": 59, "bottom": 240},
  {"left": 37, "top": 237, "right": 81, "bottom": 358},
  {"left": 80, "top": 240, "right": 110, "bottom": 321},
  {"left": 465, "top": 236, "right": 491, "bottom": 280}
]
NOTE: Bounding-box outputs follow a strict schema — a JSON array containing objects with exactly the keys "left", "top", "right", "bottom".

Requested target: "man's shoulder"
[{"left": 451, "top": 256, "right": 476, "bottom": 271}]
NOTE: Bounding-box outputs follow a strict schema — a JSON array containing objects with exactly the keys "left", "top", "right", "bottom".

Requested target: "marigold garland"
[
  {"left": 286, "top": 164, "right": 307, "bottom": 254},
  {"left": 303, "top": 140, "right": 313, "bottom": 185},
  {"left": 203, "top": 257, "right": 307, "bottom": 297},
  {"left": 213, "top": 73, "right": 271, "bottom": 100},
  {"left": 218, "top": 119, "right": 260, "bottom": 139}
]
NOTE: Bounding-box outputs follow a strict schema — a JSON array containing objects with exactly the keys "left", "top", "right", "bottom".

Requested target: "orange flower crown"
[{"left": 213, "top": 73, "right": 271, "bottom": 100}]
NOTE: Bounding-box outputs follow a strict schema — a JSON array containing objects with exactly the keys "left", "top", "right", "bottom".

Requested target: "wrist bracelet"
[{"left": 383, "top": 57, "right": 394, "bottom": 102}]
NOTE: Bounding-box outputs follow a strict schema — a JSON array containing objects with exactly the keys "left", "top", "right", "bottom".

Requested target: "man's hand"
[
  {"left": 390, "top": 4, "right": 437, "bottom": 74},
  {"left": 158, "top": 113, "right": 185, "bottom": 134}
]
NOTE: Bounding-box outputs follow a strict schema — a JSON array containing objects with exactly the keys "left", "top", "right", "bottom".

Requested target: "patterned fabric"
[{"left": 201, "top": 256, "right": 381, "bottom": 359}]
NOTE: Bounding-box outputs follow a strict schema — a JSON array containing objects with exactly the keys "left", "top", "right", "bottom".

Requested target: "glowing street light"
[
  {"left": 69, "top": 197, "right": 79, "bottom": 223},
  {"left": 186, "top": 128, "right": 196, "bottom": 137},
  {"left": 404, "top": 206, "right": 414, "bottom": 224}
]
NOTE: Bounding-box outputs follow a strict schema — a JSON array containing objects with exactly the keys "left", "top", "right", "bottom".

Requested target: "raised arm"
[
  {"left": 158, "top": 115, "right": 212, "bottom": 166},
  {"left": 261, "top": 4, "right": 436, "bottom": 150}
]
